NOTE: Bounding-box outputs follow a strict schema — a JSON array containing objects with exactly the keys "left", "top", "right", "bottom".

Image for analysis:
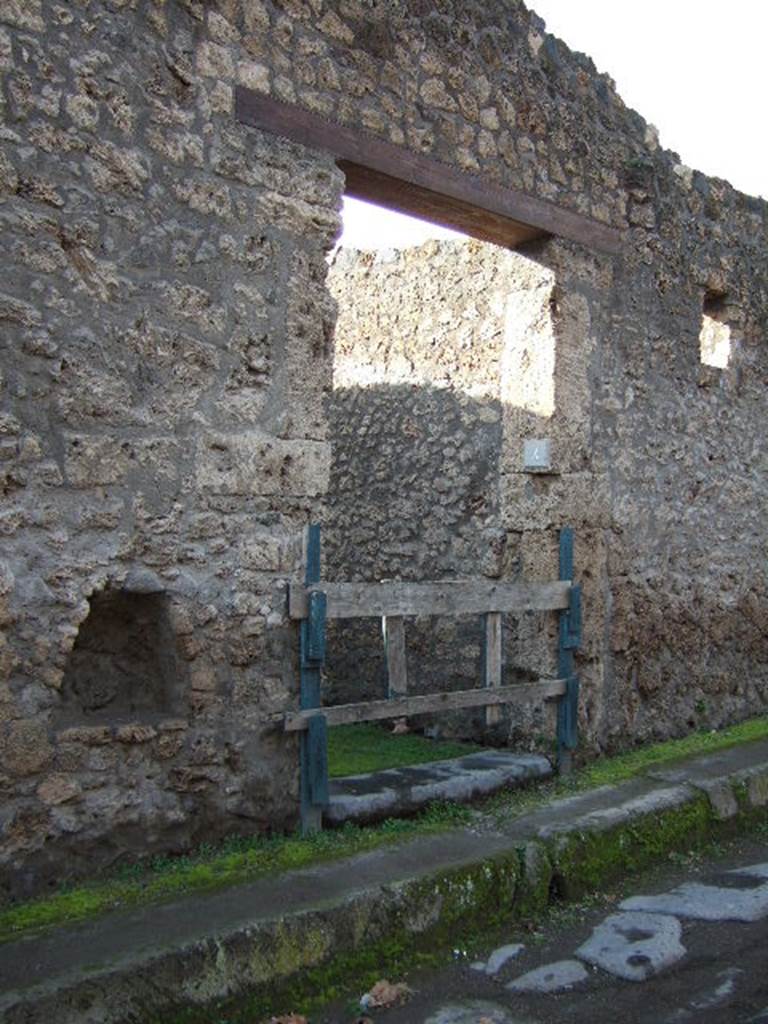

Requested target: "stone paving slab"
[
  {"left": 575, "top": 910, "right": 686, "bottom": 981},
  {"left": 0, "top": 738, "right": 766, "bottom": 1024},
  {"left": 484, "top": 943, "right": 526, "bottom": 976},
  {"left": 729, "top": 862, "right": 768, "bottom": 879},
  {"left": 620, "top": 878, "right": 768, "bottom": 922},
  {"left": 506, "top": 959, "right": 589, "bottom": 993},
  {"left": 424, "top": 1001, "right": 529, "bottom": 1024}
]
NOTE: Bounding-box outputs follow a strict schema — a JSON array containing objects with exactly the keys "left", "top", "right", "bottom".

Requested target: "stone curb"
[{"left": 1, "top": 740, "right": 767, "bottom": 1024}]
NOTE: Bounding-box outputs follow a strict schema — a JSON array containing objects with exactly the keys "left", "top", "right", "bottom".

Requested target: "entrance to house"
[
  {"left": 315, "top": 193, "right": 578, "bottom": 828},
  {"left": 234, "top": 88, "right": 617, "bottom": 830}
]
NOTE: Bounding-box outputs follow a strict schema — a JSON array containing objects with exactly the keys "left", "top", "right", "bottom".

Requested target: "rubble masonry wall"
[{"left": 0, "top": 0, "right": 766, "bottom": 896}]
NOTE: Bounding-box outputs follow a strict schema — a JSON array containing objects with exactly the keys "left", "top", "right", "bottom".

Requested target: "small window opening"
[
  {"left": 699, "top": 293, "right": 731, "bottom": 368},
  {"left": 59, "top": 589, "right": 188, "bottom": 723}
]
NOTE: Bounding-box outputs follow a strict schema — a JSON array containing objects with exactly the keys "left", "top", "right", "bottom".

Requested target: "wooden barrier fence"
[{"left": 288, "top": 525, "right": 581, "bottom": 831}]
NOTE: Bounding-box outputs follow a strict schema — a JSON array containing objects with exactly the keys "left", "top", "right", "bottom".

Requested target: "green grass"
[
  {"left": 481, "top": 714, "right": 768, "bottom": 824},
  {"left": 578, "top": 715, "right": 768, "bottom": 787},
  {"left": 1, "top": 714, "right": 766, "bottom": 946},
  {"left": 327, "top": 723, "right": 484, "bottom": 777},
  {"left": 0, "top": 802, "right": 472, "bottom": 946}
]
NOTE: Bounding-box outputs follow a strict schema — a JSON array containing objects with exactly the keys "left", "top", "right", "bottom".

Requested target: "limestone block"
[
  {"left": 0, "top": 150, "right": 18, "bottom": 196},
  {"left": 2, "top": 803, "right": 51, "bottom": 858},
  {"left": 65, "top": 93, "right": 99, "bottom": 131},
  {"left": 170, "top": 765, "right": 221, "bottom": 792},
  {"left": 85, "top": 142, "right": 150, "bottom": 195},
  {"left": 748, "top": 772, "right": 768, "bottom": 808},
  {"left": 156, "top": 731, "right": 185, "bottom": 760},
  {"left": 185, "top": 732, "right": 223, "bottom": 766},
  {"left": 146, "top": 127, "right": 204, "bottom": 167},
  {"left": 696, "top": 780, "right": 738, "bottom": 820},
  {"left": 209, "top": 81, "right": 233, "bottom": 114},
  {"left": 197, "top": 431, "right": 330, "bottom": 497},
  {"left": 87, "top": 747, "right": 119, "bottom": 772},
  {"left": 0, "top": 681, "right": 17, "bottom": 722},
  {"left": 130, "top": 437, "right": 185, "bottom": 485},
  {"left": 207, "top": 10, "right": 239, "bottom": 44},
  {"left": 420, "top": 78, "right": 457, "bottom": 111},
  {"left": 116, "top": 724, "right": 158, "bottom": 744},
  {"left": 56, "top": 363, "right": 133, "bottom": 426},
  {"left": 256, "top": 191, "right": 340, "bottom": 246},
  {"left": 36, "top": 773, "right": 81, "bottom": 805},
  {"left": 190, "top": 661, "right": 218, "bottom": 693},
  {"left": 0, "top": 635, "right": 18, "bottom": 685},
  {"left": 158, "top": 718, "right": 188, "bottom": 732},
  {"left": 243, "top": 0, "right": 269, "bottom": 35},
  {"left": 172, "top": 179, "right": 232, "bottom": 220},
  {"left": 64, "top": 436, "right": 130, "bottom": 487},
  {"left": 238, "top": 60, "right": 269, "bottom": 92},
  {"left": 54, "top": 741, "right": 86, "bottom": 771},
  {"left": 196, "top": 41, "right": 235, "bottom": 80},
  {"left": 5, "top": 719, "right": 52, "bottom": 776},
  {"left": 58, "top": 725, "right": 113, "bottom": 746},
  {"left": 239, "top": 532, "right": 294, "bottom": 571},
  {"left": 2, "top": 0, "right": 44, "bottom": 31},
  {"left": 0, "top": 28, "right": 11, "bottom": 72},
  {"left": 0, "top": 292, "right": 42, "bottom": 327}
]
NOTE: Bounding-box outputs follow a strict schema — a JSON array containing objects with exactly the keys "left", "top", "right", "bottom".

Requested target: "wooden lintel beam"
[
  {"left": 339, "top": 162, "right": 543, "bottom": 249},
  {"left": 283, "top": 679, "right": 567, "bottom": 731},
  {"left": 235, "top": 87, "right": 623, "bottom": 255}
]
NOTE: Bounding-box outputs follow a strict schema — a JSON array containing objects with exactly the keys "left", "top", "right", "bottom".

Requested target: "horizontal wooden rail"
[
  {"left": 283, "top": 679, "right": 567, "bottom": 731},
  {"left": 289, "top": 580, "right": 571, "bottom": 620}
]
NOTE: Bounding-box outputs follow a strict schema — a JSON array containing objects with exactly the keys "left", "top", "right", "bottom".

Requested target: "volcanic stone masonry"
[{"left": 0, "top": 0, "right": 766, "bottom": 898}]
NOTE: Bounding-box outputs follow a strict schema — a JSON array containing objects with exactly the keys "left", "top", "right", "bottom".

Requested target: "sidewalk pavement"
[{"left": 1, "top": 738, "right": 767, "bottom": 1024}]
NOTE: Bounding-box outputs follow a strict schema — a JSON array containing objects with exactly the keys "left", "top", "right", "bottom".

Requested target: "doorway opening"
[{"left": 322, "top": 193, "right": 563, "bottom": 806}]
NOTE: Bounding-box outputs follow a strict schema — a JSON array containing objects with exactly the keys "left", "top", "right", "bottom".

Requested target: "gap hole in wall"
[{"left": 699, "top": 292, "right": 732, "bottom": 368}]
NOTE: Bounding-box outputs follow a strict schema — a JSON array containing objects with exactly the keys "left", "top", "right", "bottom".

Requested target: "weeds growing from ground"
[{"left": 327, "top": 722, "right": 483, "bottom": 777}]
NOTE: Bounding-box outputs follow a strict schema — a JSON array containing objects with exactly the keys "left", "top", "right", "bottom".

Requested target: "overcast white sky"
[{"left": 341, "top": 0, "right": 767, "bottom": 248}]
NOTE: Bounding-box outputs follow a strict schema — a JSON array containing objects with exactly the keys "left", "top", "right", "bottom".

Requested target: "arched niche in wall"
[{"left": 57, "top": 586, "right": 190, "bottom": 725}]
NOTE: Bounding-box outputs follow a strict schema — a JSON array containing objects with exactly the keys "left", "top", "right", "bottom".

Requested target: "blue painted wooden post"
[
  {"left": 300, "top": 524, "right": 328, "bottom": 832},
  {"left": 557, "top": 526, "right": 581, "bottom": 772}
]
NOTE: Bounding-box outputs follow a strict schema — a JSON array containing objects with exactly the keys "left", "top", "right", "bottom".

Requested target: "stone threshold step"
[{"left": 326, "top": 750, "right": 553, "bottom": 825}]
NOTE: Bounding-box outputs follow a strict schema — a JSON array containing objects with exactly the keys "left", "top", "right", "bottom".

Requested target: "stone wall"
[
  {"left": 0, "top": 0, "right": 342, "bottom": 897},
  {"left": 325, "top": 220, "right": 768, "bottom": 752},
  {"left": 0, "top": 0, "right": 766, "bottom": 896}
]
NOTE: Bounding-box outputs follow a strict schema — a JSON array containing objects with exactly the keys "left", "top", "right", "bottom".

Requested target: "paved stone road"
[{"left": 320, "top": 835, "right": 768, "bottom": 1024}]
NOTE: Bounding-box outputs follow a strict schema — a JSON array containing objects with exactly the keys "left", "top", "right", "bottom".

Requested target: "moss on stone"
[
  {"left": 155, "top": 794, "right": 768, "bottom": 1023},
  {"left": 514, "top": 840, "right": 553, "bottom": 919},
  {"left": 549, "top": 792, "right": 714, "bottom": 899},
  {"left": 152, "top": 855, "right": 524, "bottom": 1024}
]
